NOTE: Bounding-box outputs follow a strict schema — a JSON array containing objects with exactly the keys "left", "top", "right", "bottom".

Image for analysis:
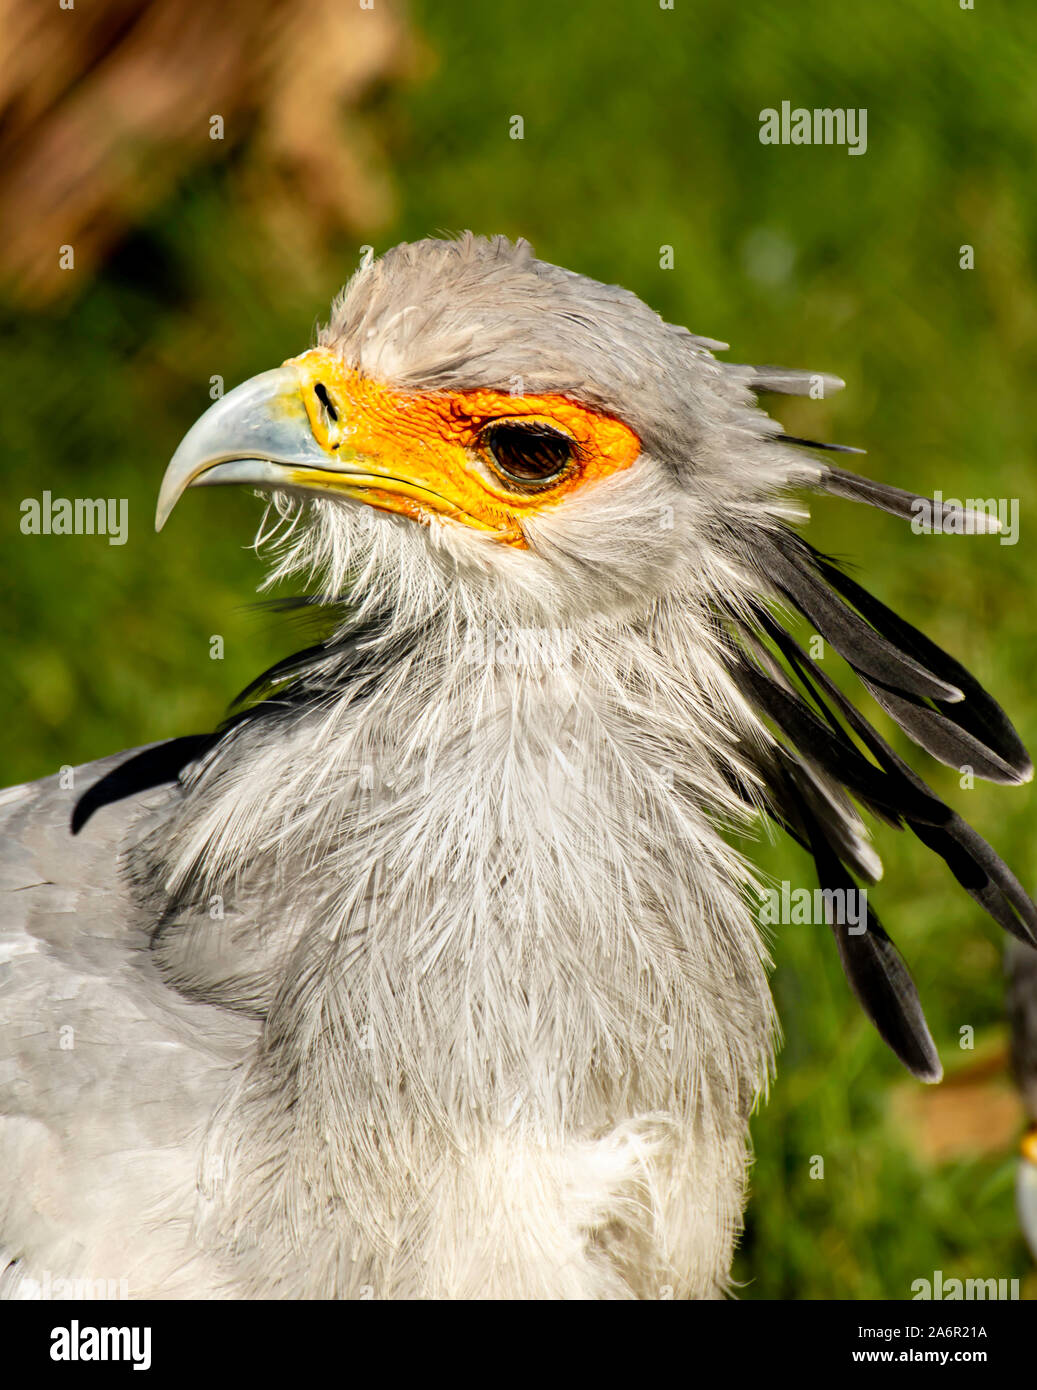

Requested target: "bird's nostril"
[{"left": 314, "top": 382, "right": 338, "bottom": 422}]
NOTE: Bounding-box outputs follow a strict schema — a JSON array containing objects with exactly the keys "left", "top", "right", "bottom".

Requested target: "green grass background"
[{"left": 2, "top": 0, "right": 1035, "bottom": 1298}]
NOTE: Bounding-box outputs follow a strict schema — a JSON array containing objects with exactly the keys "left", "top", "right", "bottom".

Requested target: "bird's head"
[{"left": 157, "top": 234, "right": 821, "bottom": 625}]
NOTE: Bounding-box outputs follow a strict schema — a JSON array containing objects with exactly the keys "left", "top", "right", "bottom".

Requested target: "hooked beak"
[
  {"left": 155, "top": 349, "right": 497, "bottom": 534},
  {"left": 155, "top": 364, "right": 332, "bottom": 531}
]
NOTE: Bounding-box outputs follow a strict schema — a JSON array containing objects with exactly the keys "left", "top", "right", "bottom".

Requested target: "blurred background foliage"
[{"left": 1, "top": 0, "right": 1035, "bottom": 1299}]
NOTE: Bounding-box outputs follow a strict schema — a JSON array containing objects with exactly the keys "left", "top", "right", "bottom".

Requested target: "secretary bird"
[{"left": 1, "top": 234, "right": 1033, "bottom": 1300}]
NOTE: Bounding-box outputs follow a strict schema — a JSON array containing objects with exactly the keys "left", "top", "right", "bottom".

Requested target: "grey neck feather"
[{"left": 133, "top": 521, "right": 777, "bottom": 1296}]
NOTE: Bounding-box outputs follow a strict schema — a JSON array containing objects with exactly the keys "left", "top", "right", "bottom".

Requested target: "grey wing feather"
[{"left": 0, "top": 751, "right": 257, "bottom": 1298}]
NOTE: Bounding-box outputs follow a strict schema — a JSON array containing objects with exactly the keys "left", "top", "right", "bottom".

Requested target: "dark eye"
[{"left": 481, "top": 421, "right": 574, "bottom": 485}]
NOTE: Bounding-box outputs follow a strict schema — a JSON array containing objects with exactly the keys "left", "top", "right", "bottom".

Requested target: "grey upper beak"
[{"left": 155, "top": 367, "right": 330, "bottom": 531}]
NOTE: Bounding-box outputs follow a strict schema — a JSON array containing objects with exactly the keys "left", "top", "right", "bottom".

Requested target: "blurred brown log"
[
  {"left": 0, "top": 0, "right": 416, "bottom": 304},
  {"left": 893, "top": 1037, "right": 1025, "bottom": 1162}
]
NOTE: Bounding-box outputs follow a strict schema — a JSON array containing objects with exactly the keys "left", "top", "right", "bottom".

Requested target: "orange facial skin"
[{"left": 286, "top": 348, "right": 642, "bottom": 547}]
